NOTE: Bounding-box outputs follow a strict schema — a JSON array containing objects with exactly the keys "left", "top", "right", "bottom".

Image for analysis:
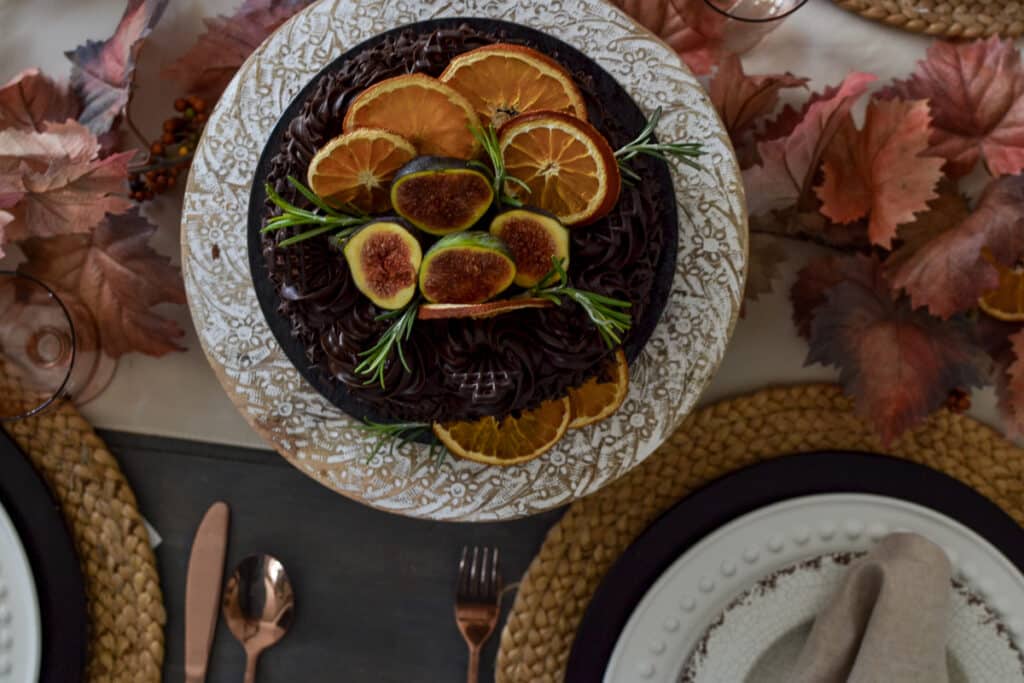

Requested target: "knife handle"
[{"left": 184, "top": 501, "right": 230, "bottom": 683}]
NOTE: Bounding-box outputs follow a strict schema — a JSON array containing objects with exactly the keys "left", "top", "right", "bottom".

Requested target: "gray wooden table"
[{"left": 102, "top": 431, "right": 563, "bottom": 683}]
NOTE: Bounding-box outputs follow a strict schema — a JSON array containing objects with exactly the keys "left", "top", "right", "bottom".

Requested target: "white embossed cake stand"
[{"left": 181, "top": 0, "right": 747, "bottom": 521}]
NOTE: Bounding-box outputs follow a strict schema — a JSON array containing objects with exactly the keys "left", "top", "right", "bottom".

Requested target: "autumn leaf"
[
  {"left": 888, "top": 174, "right": 1024, "bottom": 319},
  {"left": 65, "top": 0, "right": 169, "bottom": 136},
  {"left": 710, "top": 56, "right": 807, "bottom": 138},
  {"left": 0, "top": 69, "right": 80, "bottom": 133},
  {"left": 879, "top": 37, "right": 1024, "bottom": 178},
  {"left": 162, "top": 0, "right": 313, "bottom": 103},
  {"left": 710, "top": 55, "right": 807, "bottom": 166},
  {"left": 743, "top": 73, "right": 876, "bottom": 218},
  {"left": 744, "top": 233, "right": 787, "bottom": 309},
  {"left": 790, "top": 254, "right": 880, "bottom": 339},
  {"left": 0, "top": 121, "right": 133, "bottom": 246},
  {"left": 805, "top": 254, "right": 985, "bottom": 443},
  {"left": 815, "top": 99, "right": 943, "bottom": 249},
  {"left": 18, "top": 210, "right": 186, "bottom": 358},
  {"left": 994, "top": 327, "right": 1024, "bottom": 437},
  {"left": 885, "top": 188, "right": 969, "bottom": 277}
]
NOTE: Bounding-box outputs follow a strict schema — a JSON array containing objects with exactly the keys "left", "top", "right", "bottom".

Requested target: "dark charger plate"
[
  {"left": 565, "top": 451, "right": 1024, "bottom": 682},
  {"left": 246, "top": 18, "right": 679, "bottom": 425},
  {"left": 0, "top": 429, "right": 86, "bottom": 683}
]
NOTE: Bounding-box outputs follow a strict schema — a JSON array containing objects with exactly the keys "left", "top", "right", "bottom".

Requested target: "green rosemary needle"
[
  {"left": 358, "top": 419, "right": 447, "bottom": 465},
  {"left": 615, "top": 107, "right": 704, "bottom": 183},
  {"left": 529, "top": 258, "right": 632, "bottom": 347},
  {"left": 263, "top": 175, "right": 369, "bottom": 247},
  {"left": 353, "top": 301, "right": 419, "bottom": 388},
  {"left": 469, "top": 124, "right": 532, "bottom": 207}
]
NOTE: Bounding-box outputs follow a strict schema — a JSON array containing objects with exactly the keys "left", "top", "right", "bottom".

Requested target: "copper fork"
[{"left": 455, "top": 546, "right": 503, "bottom": 683}]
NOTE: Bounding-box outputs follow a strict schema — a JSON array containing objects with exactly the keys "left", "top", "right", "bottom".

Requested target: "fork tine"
[
  {"left": 469, "top": 546, "right": 480, "bottom": 598},
  {"left": 480, "top": 547, "right": 491, "bottom": 598},
  {"left": 457, "top": 546, "right": 469, "bottom": 597},
  {"left": 491, "top": 547, "right": 500, "bottom": 598}
]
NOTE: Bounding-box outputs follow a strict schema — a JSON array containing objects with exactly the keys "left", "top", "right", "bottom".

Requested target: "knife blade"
[{"left": 184, "top": 501, "right": 230, "bottom": 683}]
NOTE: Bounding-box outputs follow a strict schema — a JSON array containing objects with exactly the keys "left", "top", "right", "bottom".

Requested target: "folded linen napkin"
[{"left": 790, "top": 533, "right": 952, "bottom": 683}]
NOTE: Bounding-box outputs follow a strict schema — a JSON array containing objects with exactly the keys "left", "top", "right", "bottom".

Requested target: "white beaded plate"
[
  {"left": 0, "top": 500, "right": 40, "bottom": 683},
  {"left": 604, "top": 494, "right": 1024, "bottom": 683},
  {"left": 181, "top": 0, "right": 746, "bottom": 521},
  {"left": 683, "top": 554, "right": 1024, "bottom": 682}
]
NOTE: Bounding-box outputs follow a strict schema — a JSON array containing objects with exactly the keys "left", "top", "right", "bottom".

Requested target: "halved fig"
[
  {"left": 418, "top": 297, "right": 554, "bottom": 320},
  {"left": 390, "top": 157, "right": 494, "bottom": 235},
  {"left": 419, "top": 231, "right": 516, "bottom": 304},
  {"left": 342, "top": 220, "right": 422, "bottom": 310},
  {"left": 489, "top": 208, "right": 570, "bottom": 287}
]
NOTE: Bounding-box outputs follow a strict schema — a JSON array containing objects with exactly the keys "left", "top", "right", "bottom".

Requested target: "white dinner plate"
[
  {"left": 604, "top": 494, "right": 1024, "bottom": 683},
  {"left": 681, "top": 553, "right": 1023, "bottom": 682},
  {"left": 0, "top": 499, "right": 40, "bottom": 683}
]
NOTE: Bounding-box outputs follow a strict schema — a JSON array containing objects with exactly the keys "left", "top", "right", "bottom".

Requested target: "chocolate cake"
[{"left": 252, "top": 20, "right": 677, "bottom": 425}]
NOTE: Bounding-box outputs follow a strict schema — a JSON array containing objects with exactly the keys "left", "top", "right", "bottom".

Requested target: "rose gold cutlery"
[
  {"left": 455, "top": 546, "right": 503, "bottom": 683},
  {"left": 184, "top": 502, "right": 230, "bottom": 683},
  {"left": 223, "top": 554, "right": 295, "bottom": 683}
]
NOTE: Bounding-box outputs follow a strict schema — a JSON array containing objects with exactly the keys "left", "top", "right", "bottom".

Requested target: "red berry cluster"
[{"left": 129, "top": 95, "right": 208, "bottom": 201}]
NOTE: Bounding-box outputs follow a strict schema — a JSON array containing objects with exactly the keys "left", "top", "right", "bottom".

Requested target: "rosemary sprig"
[
  {"left": 469, "top": 124, "right": 532, "bottom": 207},
  {"left": 529, "top": 258, "right": 632, "bottom": 347},
  {"left": 615, "top": 107, "right": 704, "bottom": 183},
  {"left": 358, "top": 419, "right": 447, "bottom": 466},
  {"left": 263, "top": 176, "right": 369, "bottom": 247},
  {"left": 354, "top": 301, "right": 419, "bottom": 388}
]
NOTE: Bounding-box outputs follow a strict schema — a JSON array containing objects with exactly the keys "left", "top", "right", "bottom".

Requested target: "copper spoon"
[{"left": 222, "top": 555, "right": 294, "bottom": 683}]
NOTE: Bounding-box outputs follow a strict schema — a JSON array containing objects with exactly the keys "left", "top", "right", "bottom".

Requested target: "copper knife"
[{"left": 184, "top": 501, "right": 230, "bottom": 683}]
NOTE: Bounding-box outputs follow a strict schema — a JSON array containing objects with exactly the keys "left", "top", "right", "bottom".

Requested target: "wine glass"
[
  {"left": 0, "top": 271, "right": 115, "bottom": 421},
  {"left": 701, "top": 0, "right": 808, "bottom": 21}
]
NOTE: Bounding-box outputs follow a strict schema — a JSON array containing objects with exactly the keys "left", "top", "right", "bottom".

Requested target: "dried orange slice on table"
[
  {"left": 567, "top": 349, "right": 629, "bottom": 429},
  {"left": 440, "top": 43, "right": 588, "bottom": 127},
  {"left": 433, "top": 397, "right": 571, "bottom": 466},
  {"left": 979, "top": 261, "right": 1024, "bottom": 322},
  {"left": 499, "top": 111, "right": 621, "bottom": 226},
  {"left": 343, "top": 74, "right": 481, "bottom": 159},
  {"left": 306, "top": 129, "right": 416, "bottom": 213}
]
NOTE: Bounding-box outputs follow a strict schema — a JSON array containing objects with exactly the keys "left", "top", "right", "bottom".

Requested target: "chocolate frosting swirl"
[{"left": 259, "top": 24, "right": 668, "bottom": 424}]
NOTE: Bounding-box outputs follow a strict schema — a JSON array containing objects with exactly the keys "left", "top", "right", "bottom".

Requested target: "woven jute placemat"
[
  {"left": 833, "top": 0, "right": 1024, "bottom": 38},
  {"left": 495, "top": 383, "right": 1024, "bottom": 682},
  {"left": 2, "top": 397, "right": 165, "bottom": 682}
]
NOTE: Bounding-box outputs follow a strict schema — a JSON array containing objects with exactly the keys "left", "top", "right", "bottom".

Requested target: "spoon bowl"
[{"left": 223, "top": 554, "right": 294, "bottom": 683}]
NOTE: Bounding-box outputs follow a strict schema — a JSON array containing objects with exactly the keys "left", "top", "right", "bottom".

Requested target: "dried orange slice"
[
  {"left": 567, "top": 349, "right": 629, "bottom": 429},
  {"left": 440, "top": 43, "right": 587, "bottom": 127},
  {"left": 343, "top": 74, "right": 481, "bottom": 159},
  {"left": 433, "top": 397, "right": 571, "bottom": 466},
  {"left": 979, "top": 261, "right": 1024, "bottom": 322},
  {"left": 306, "top": 129, "right": 416, "bottom": 213},
  {"left": 499, "top": 111, "right": 621, "bottom": 226}
]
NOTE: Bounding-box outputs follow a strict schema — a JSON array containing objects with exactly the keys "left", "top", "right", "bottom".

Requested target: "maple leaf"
[
  {"left": 805, "top": 254, "right": 985, "bottom": 444},
  {"left": 884, "top": 188, "right": 969, "bottom": 277},
  {"left": 18, "top": 210, "right": 186, "bottom": 358},
  {"left": 815, "top": 99, "right": 944, "bottom": 249},
  {"left": 709, "top": 55, "right": 807, "bottom": 166},
  {"left": 789, "top": 254, "right": 881, "bottom": 339},
  {"left": 65, "top": 0, "right": 169, "bottom": 136},
  {"left": 0, "top": 69, "right": 80, "bottom": 133},
  {"left": 710, "top": 55, "right": 807, "bottom": 139},
  {"left": 743, "top": 233, "right": 787, "bottom": 309},
  {"left": 888, "top": 174, "right": 1024, "bottom": 319},
  {"left": 994, "top": 327, "right": 1024, "bottom": 437},
  {"left": 879, "top": 37, "right": 1024, "bottom": 178},
  {"left": 0, "top": 121, "right": 133, "bottom": 246},
  {"left": 161, "top": 0, "right": 313, "bottom": 103},
  {"left": 743, "top": 73, "right": 876, "bottom": 218}
]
